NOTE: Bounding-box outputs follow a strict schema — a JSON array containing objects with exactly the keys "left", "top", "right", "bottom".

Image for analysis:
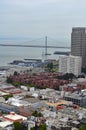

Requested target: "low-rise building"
[
  {"left": 64, "top": 92, "right": 86, "bottom": 107},
  {"left": 0, "top": 121, "right": 13, "bottom": 129},
  {"left": 3, "top": 112, "right": 27, "bottom": 122},
  {"left": 18, "top": 106, "right": 36, "bottom": 117},
  {"left": 0, "top": 103, "right": 18, "bottom": 114}
]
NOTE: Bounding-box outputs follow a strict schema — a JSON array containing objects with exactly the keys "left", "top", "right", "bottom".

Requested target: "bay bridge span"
[
  {"left": 0, "top": 36, "right": 70, "bottom": 58},
  {"left": 0, "top": 44, "right": 70, "bottom": 49},
  {"left": 0, "top": 36, "right": 70, "bottom": 48}
]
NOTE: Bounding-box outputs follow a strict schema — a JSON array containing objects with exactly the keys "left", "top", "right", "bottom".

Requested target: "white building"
[{"left": 59, "top": 55, "right": 82, "bottom": 76}]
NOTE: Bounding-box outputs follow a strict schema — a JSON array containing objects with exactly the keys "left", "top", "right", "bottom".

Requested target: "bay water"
[{"left": 0, "top": 39, "right": 69, "bottom": 66}]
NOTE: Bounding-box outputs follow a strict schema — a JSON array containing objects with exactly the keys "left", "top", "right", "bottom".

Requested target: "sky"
[{"left": 0, "top": 0, "right": 86, "bottom": 43}]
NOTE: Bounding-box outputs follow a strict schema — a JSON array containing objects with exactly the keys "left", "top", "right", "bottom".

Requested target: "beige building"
[
  {"left": 71, "top": 27, "right": 86, "bottom": 68},
  {"left": 59, "top": 55, "right": 82, "bottom": 76}
]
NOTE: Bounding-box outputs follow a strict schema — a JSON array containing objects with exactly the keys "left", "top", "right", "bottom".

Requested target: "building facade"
[
  {"left": 64, "top": 93, "right": 86, "bottom": 107},
  {"left": 59, "top": 55, "right": 82, "bottom": 76},
  {"left": 71, "top": 27, "right": 86, "bottom": 68}
]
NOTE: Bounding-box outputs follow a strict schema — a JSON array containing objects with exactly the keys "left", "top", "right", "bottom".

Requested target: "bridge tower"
[{"left": 45, "top": 36, "right": 47, "bottom": 60}]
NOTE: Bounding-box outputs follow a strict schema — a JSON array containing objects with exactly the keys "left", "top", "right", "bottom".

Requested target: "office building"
[
  {"left": 71, "top": 27, "right": 86, "bottom": 68},
  {"left": 64, "top": 92, "right": 86, "bottom": 107},
  {"left": 59, "top": 55, "right": 82, "bottom": 75}
]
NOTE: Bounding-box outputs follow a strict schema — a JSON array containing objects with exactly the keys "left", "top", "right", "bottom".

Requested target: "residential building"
[
  {"left": 71, "top": 27, "right": 86, "bottom": 68},
  {"left": 59, "top": 55, "right": 82, "bottom": 76}
]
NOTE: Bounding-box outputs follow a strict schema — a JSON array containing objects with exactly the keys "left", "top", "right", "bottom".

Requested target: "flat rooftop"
[
  {"left": 0, "top": 121, "right": 13, "bottom": 128},
  {"left": 46, "top": 100, "right": 69, "bottom": 107},
  {"left": 3, "top": 112, "right": 27, "bottom": 121}
]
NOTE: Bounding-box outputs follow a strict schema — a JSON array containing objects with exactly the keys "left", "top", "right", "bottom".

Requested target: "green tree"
[
  {"left": 13, "top": 122, "right": 24, "bottom": 130},
  {"left": 32, "top": 110, "right": 43, "bottom": 117},
  {"left": 3, "top": 94, "right": 13, "bottom": 101},
  {"left": 63, "top": 73, "right": 76, "bottom": 80},
  {"left": 31, "top": 123, "right": 46, "bottom": 130},
  {"left": 6, "top": 77, "right": 13, "bottom": 83},
  {"left": 47, "top": 62, "right": 53, "bottom": 71},
  {"left": 14, "top": 71, "right": 18, "bottom": 76},
  {"left": 40, "top": 123, "right": 46, "bottom": 130},
  {"left": 30, "top": 127, "right": 35, "bottom": 130},
  {"left": 38, "top": 112, "right": 43, "bottom": 117},
  {"left": 12, "top": 82, "right": 21, "bottom": 87},
  {"left": 79, "top": 125, "right": 86, "bottom": 130}
]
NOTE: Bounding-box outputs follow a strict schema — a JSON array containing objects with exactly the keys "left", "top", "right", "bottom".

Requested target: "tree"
[
  {"left": 6, "top": 77, "right": 13, "bottom": 83},
  {"left": 47, "top": 62, "right": 53, "bottom": 71},
  {"left": 79, "top": 125, "right": 86, "bottom": 130},
  {"left": 40, "top": 123, "right": 46, "bottom": 130},
  {"left": 78, "top": 74, "right": 85, "bottom": 78},
  {"left": 30, "top": 127, "right": 35, "bottom": 130},
  {"left": 14, "top": 71, "right": 18, "bottom": 76},
  {"left": 82, "top": 67, "right": 86, "bottom": 74},
  {"left": 32, "top": 110, "right": 43, "bottom": 117},
  {"left": 31, "top": 123, "right": 46, "bottom": 130},
  {"left": 68, "top": 73, "right": 76, "bottom": 80},
  {"left": 57, "top": 73, "right": 76, "bottom": 80},
  {"left": 3, "top": 94, "right": 13, "bottom": 101},
  {"left": 13, "top": 122, "right": 24, "bottom": 130},
  {"left": 12, "top": 82, "right": 21, "bottom": 87}
]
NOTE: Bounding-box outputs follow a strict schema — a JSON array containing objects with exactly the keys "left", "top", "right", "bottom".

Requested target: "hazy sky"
[{"left": 0, "top": 0, "right": 86, "bottom": 41}]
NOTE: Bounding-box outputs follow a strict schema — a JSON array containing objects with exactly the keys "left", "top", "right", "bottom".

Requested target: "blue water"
[{"left": 0, "top": 39, "right": 70, "bottom": 66}]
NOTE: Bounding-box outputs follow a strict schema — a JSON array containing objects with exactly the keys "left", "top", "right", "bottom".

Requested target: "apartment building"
[{"left": 59, "top": 55, "right": 82, "bottom": 76}]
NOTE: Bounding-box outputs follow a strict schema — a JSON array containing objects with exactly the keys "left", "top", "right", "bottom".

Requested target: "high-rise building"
[
  {"left": 59, "top": 55, "right": 82, "bottom": 76},
  {"left": 71, "top": 27, "right": 86, "bottom": 68}
]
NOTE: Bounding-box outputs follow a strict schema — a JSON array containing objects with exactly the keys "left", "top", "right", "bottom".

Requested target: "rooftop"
[
  {"left": 46, "top": 100, "right": 69, "bottom": 107},
  {"left": 0, "top": 121, "right": 13, "bottom": 128},
  {"left": 3, "top": 112, "right": 27, "bottom": 122}
]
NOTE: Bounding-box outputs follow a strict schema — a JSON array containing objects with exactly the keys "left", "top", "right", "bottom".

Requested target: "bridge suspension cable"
[{"left": 0, "top": 36, "right": 70, "bottom": 49}]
